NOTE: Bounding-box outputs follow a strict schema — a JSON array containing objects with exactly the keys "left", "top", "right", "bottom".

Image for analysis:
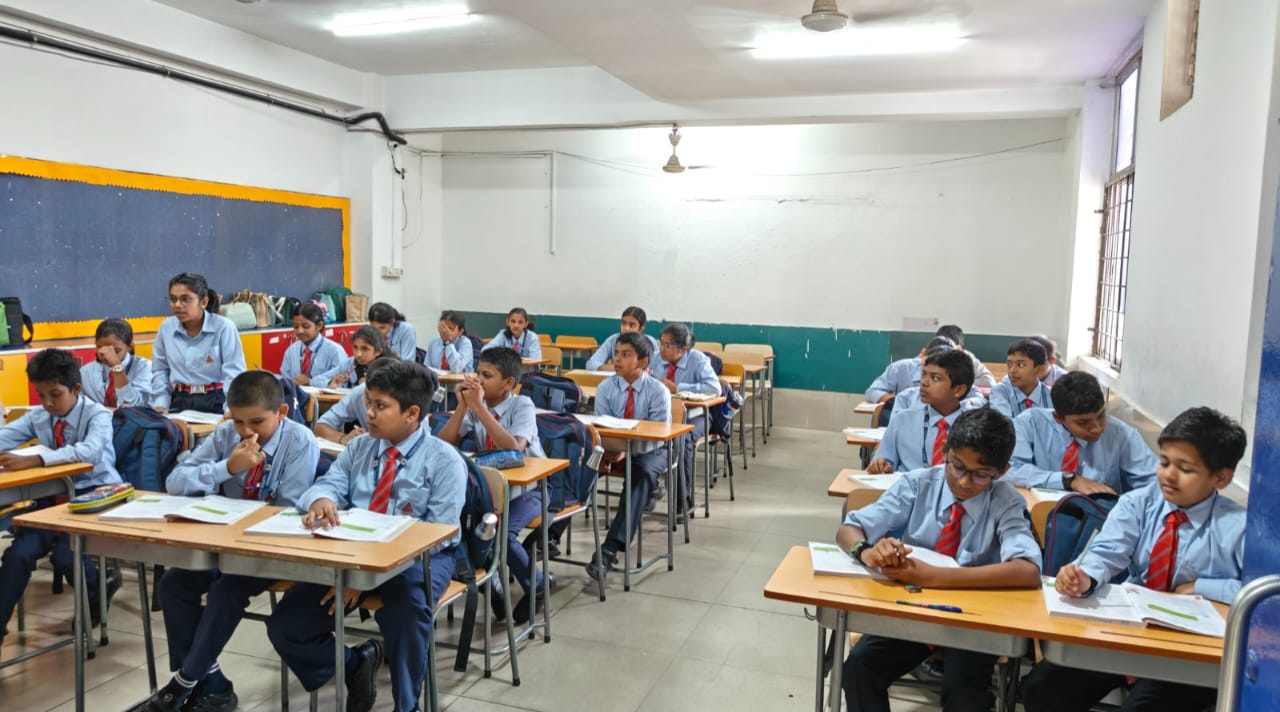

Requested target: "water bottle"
[
  {"left": 474, "top": 512, "right": 498, "bottom": 542},
  {"left": 585, "top": 445, "right": 605, "bottom": 471},
  {"left": 432, "top": 387, "right": 446, "bottom": 405}
]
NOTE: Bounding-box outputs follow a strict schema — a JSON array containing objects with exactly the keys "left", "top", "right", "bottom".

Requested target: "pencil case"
[
  {"left": 68, "top": 484, "right": 135, "bottom": 514},
  {"left": 472, "top": 449, "right": 526, "bottom": 470}
]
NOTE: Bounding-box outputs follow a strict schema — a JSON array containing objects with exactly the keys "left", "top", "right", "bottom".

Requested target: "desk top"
[
  {"left": 501, "top": 457, "right": 569, "bottom": 487},
  {"left": 595, "top": 420, "right": 694, "bottom": 442},
  {"left": 0, "top": 462, "right": 93, "bottom": 489},
  {"left": 720, "top": 374, "right": 743, "bottom": 387},
  {"left": 845, "top": 433, "right": 881, "bottom": 447},
  {"left": 675, "top": 394, "right": 727, "bottom": 408}
]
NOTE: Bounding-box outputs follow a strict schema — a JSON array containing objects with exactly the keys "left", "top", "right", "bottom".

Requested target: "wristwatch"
[
  {"left": 110, "top": 364, "right": 126, "bottom": 374},
  {"left": 849, "top": 539, "right": 873, "bottom": 565},
  {"left": 1062, "top": 472, "right": 1077, "bottom": 491}
]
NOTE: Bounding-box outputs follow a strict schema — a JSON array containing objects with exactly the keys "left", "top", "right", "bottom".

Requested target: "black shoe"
[
  {"left": 644, "top": 496, "right": 658, "bottom": 513},
  {"left": 490, "top": 589, "right": 508, "bottom": 622},
  {"left": 585, "top": 551, "right": 615, "bottom": 583},
  {"left": 88, "top": 565, "right": 122, "bottom": 628},
  {"left": 183, "top": 682, "right": 238, "bottom": 712},
  {"left": 652, "top": 481, "right": 666, "bottom": 501},
  {"left": 345, "top": 640, "right": 384, "bottom": 712},
  {"left": 909, "top": 658, "right": 945, "bottom": 682},
  {"left": 131, "top": 680, "right": 194, "bottom": 712},
  {"left": 512, "top": 589, "right": 545, "bottom": 626}
]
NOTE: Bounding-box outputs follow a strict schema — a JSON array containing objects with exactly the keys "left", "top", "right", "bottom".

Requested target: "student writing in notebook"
[
  {"left": 987, "top": 338, "right": 1053, "bottom": 419},
  {"left": 482, "top": 307, "right": 543, "bottom": 361},
  {"left": 1021, "top": 407, "right": 1246, "bottom": 712},
  {"left": 150, "top": 273, "right": 246, "bottom": 414},
  {"left": 279, "top": 303, "right": 345, "bottom": 387},
  {"left": 863, "top": 335, "right": 956, "bottom": 425},
  {"left": 313, "top": 356, "right": 399, "bottom": 446},
  {"left": 425, "top": 309, "right": 474, "bottom": 373},
  {"left": 80, "top": 318, "right": 152, "bottom": 408},
  {"left": 368, "top": 302, "right": 418, "bottom": 362},
  {"left": 329, "top": 325, "right": 388, "bottom": 388},
  {"left": 867, "top": 349, "right": 975, "bottom": 473},
  {"left": 584, "top": 306, "right": 661, "bottom": 371}
]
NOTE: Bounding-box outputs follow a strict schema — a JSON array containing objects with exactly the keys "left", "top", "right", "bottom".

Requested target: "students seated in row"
[
  {"left": 888, "top": 344, "right": 986, "bottom": 417},
  {"left": 268, "top": 362, "right": 466, "bottom": 712},
  {"left": 279, "top": 303, "right": 345, "bottom": 387},
  {"left": 426, "top": 309, "right": 474, "bottom": 373},
  {"left": 585, "top": 306, "right": 661, "bottom": 371},
  {"left": 483, "top": 307, "right": 542, "bottom": 361},
  {"left": 314, "top": 356, "right": 399, "bottom": 445},
  {"left": 867, "top": 350, "right": 975, "bottom": 474},
  {"left": 935, "top": 324, "right": 996, "bottom": 389},
  {"left": 368, "top": 302, "right": 418, "bottom": 362},
  {"left": 1032, "top": 334, "right": 1068, "bottom": 386},
  {"left": 142, "top": 371, "right": 320, "bottom": 712},
  {"left": 152, "top": 273, "right": 246, "bottom": 414},
  {"left": 0, "top": 349, "right": 122, "bottom": 643},
  {"left": 864, "top": 336, "right": 956, "bottom": 425},
  {"left": 81, "top": 318, "right": 152, "bottom": 408},
  {"left": 653, "top": 323, "right": 720, "bottom": 517},
  {"left": 330, "top": 325, "right": 388, "bottom": 388},
  {"left": 439, "top": 347, "right": 548, "bottom": 623},
  {"left": 585, "top": 333, "right": 672, "bottom": 584},
  {"left": 837, "top": 409, "right": 1041, "bottom": 712},
  {"left": 1022, "top": 407, "right": 1246, "bottom": 712},
  {"left": 1005, "top": 372, "right": 1157, "bottom": 493},
  {"left": 988, "top": 338, "right": 1053, "bottom": 419}
]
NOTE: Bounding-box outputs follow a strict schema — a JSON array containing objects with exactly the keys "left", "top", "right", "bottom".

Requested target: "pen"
[{"left": 895, "top": 599, "right": 963, "bottom": 614}]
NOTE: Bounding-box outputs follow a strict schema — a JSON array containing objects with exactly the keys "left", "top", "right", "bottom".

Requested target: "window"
[{"left": 1092, "top": 55, "right": 1140, "bottom": 369}]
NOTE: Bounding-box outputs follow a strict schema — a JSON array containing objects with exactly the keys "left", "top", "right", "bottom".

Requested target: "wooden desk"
[
  {"left": 498, "top": 457, "right": 569, "bottom": 642},
  {"left": 844, "top": 430, "right": 884, "bottom": 449},
  {"left": 554, "top": 338, "right": 598, "bottom": 370},
  {"left": 673, "top": 394, "right": 726, "bottom": 522}
]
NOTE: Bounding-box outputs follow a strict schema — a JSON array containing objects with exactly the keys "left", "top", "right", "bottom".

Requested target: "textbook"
[
  {"left": 674, "top": 392, "right": 717, "bottom": 401},
  {"left": 847, "top": 473, "right": 904, "bottom": 490},
  {"left": 100, "top": 495, "right": 264, "bottom": 524},
  {"left": 169, "top": 410, "right": 224, "bottom": 425},
  {"left": 316, "top": 438, "right": 347, "bottom": 453},
  {"left": 0, "top": 444, "right": 58, "bottom": 468},
  {"left": 1040, "top": 578, "right": 1226, "bottom": 637},
  {"left": 843, "top": 427, "right": 886, "bottom": 442},
  {"left": 808, "top": 542, "right": 957, "bottom": 578},
  {"left": 854, "top": 401, "right": 880, "bottom": 415},
  {"left": 245, "top": 508, "right": 416, "bottom": 543},
  {"left": 574, "top": 414, "right": 641, "bottom": 430}
]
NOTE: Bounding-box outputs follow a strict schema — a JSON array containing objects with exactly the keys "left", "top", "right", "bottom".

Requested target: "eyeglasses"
[
  {"left": 168, "top": 295, "right": 198, "bottom": 305},
  {"left": 659, "top": 341, "right": 679, "bottom": 350},
  {"left": 945, "top": 458, "right": 999, "bottom": 484}
]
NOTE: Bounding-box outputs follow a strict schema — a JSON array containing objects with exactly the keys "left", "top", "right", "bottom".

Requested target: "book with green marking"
[
  {"left": 100, "top": 495, "right": 264, "bottom": 524},
  {"left": 1040, "top": 577, "right": 1226, "bottom": 637},
  {"left": 244, "top": 508, "right": 415, "bottom": 543}
]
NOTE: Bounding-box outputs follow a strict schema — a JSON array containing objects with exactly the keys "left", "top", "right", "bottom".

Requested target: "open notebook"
[
  {"left": 842, "top": 427, "right": 886, "bottom": 442},
  {"left": 100, "top": 495, "right": 265, "bottom": 525},
  {"left": 1040, "top": 577, "right": 1226, "bottom": 637},
  {"left": 244, "top": 509, "right": 415, "bottom": 543}
]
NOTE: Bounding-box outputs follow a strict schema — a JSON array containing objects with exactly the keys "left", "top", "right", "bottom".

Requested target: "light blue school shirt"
[
  {"left": 966, "top": 350, "right": 996, "bottom": 390},
  {"left": 386, "top": 321, "right": 419, "bottom": 361},
  {"left": 1006, "top": 409, "right": 1157, "bottom": 492},
  {"left": 331, "top": 356, "right": 362, "bottom": 388},
  {"left": 425, "top": 336, "right": 474, "bottom": 373},
  {"left": 150, "top": 313, "right": 247, "bottom": 410},
  {"left": 655, "top": 349, "right": 720, "bottom": 395},
  {"left": 1078, "top": 484, "right": 1244, "bottom": 604},
  {"left": 864, "top": 358, "right": 920, "bottom": 403},
  {"left": 843, "top": 466, "right": 1041, "bottom": 569},
  {"left": 876, "top": 403, "right": 965, "bottom": 472},
  {"left": 316, "top": 384, "right": 369, "bottom": 431},
  {"left": 457, "top": 393, "right": 545, "bottom": 457},
  {"left": 298, "top": 424, "right": 467, "bottom": 547},
  {"left": 280, "top": 333, "right": 347, "bottom": 386},
  {"left": 987, "top": 378, "right": 1053, "bottom": 420},
  {"left": 585, "top": 333, "right": 662, "bottom": 371},
  {"left": 166, "top": 418, "right": 318, "bottom": 507},
  {"left": 889, "top": 385, "right": 986, "bottom": 418},
  {"left": 80, "top": 354, "right": 152, "bottom": 408},
  {"left": 0, "top": 395, "right": 120, "bottom": 488},
  {"left": 483, "top": 331, "right": 543, "bottom": 361},
  {"left": 1042, "top": 364, "right": 1069, "bottom": 386},
  {"left": 594, "top": 372, "right": 671, "bottom": 423}
]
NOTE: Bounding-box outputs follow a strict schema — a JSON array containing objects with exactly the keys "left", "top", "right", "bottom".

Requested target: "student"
[
  {"left": 151, "top": 273, "right": 246, "bottom": 414},
  {"left": 80, "top": 318, "right": 152, "bottom": 408},
  {"left": 0, "top": 349, "right": 122, "bottom": 642},
  {"left": 425, "top": 310, "right": 474, "bottom": 373},
  {"left": 888, "top": 346, "right": 986, "bottom": 416},
  {"left": 1005, "top": 372, "right": 1157, "bottom": 493},
  {"left": 313, "top": 356, "right": 399, "bottom": 445},
  {"left": 330, "top": 325, "right": 388, "bottom": 388},
  {"left": 864, "top": 336, "right": 956, "bottom": 425},
  {"left": 584, "top": 306, "right": 662, "bottom": 371},
  {"left": 988, "top": 338, "right": 1053, "bottom": 419},
  {"left": 653, "top": 323, "right": 720, "bottom": 517},
  {"left": 483, "top": 307, "right": 543, "bottom": 361},
  {"left": 1021, "top": 407, "right": 1246, "bottom": 712},
  {"left": 140, "top": 371, "right": 319, "bottom": 712},
  {"left": 935, "top": 324, "right": 996, "bottom": 389},
  {"left": 837, "top": 408, "right": 1041, "bottom": 712},
  {"left": 368, "top": 301, "right": 417, "bottom": 361},
  {"left": 438, "top": 346, "right": 548, "bottom": 623},
  {"left": 867, "top": 349, "right": 975, "bottom": 474},
  {"left": 267, "top": 361, "right": 466, "bottom": 712},
  {"left": 585, "top": 332, "right": 672, "bottom": 584},
  {"left": 279, "top": 303, "right": 346, "bottom": 387},
  {"left": 1031, "top": 334, "right": 1069, "bottom": 386}
]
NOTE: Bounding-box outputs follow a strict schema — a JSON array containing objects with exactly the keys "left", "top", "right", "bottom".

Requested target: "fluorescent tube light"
[
  {"left": 327, "top": 5, "right": 471, "bottom": 37},
  {"left": 752, "top": 25, "right": 963, "bottom": 59}
]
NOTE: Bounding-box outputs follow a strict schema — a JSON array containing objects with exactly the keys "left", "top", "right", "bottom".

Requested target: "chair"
[
  {"left": 3, "top": 406, "right": 30, "bottom": 424},
  {"left": 726, "top": 343, "right": 775, "bottom": 435},
  {"left": 719, "top": 362, "right": 750, "bottom": 470},
  {"left": 721, "top": 351, "right": 767, "bottom": 449},
  {"left": 520, "top": 373, "right": 585, "bottom": 415},
  {"left": 984, "top": 361, "right": 1009, "bottom": 382},
  {"left": 537, "top": 333, "right": 552, "bottom": 345},
  {"left": 539, "top": 345, "right": 563, "bottom": 376},
  {"left": 553, "top": 336, "right": 598, "bottom": 369},
  {"left": 301, "top": 392, "right": 319, "bottom": 426},
  {"left": 566, "top": 370, "right": 609, "bottom": 389},
  {"left": 696, "top": 341, "right": 723, "bottom": 352},
  {"left": 528, "top": 419, "right": 606, "bottom": 604}
]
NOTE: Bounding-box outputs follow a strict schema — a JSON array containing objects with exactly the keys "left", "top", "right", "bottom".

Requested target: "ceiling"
[{"left": 153, "top": 0, "right": 1148, "bottom": 102}]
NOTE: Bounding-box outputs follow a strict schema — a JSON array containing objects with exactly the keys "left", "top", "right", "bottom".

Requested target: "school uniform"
[
  {"left": 888, "top": 385, "right": 986, "bottom": 417},
  {"left": 425, "top": 335, "right": 474, "bottom": 373},
  {"left": 842, "top": 467, "right": 1042, "bottom": 712},
  {"left": 315, "top": 384, "right": 368, "bottom": 432},
  {"left": 1042, "top": 363, "right": 1069, "bottom": 386},
  {"left": 584, "top": 332, "right": 662, "bottom": 371},
  {"left": 483, "top": 330, "right": 543, "bottom": 361},
  {"left": 157, "top": 419, "right": 319, "bottom": 690},
  {"left": 1021, "top": 484, "right": 1243, "bottom": 712},
  {"left": 266, "top": 424, "right": 466, "bottom": 712},
  {"left": 386, "top": 321, "right": 419, "bottom": 361},
  {"left": 874, "top": 403, "right": 966, "bottom": 472},
  {"left": 279, "top": 333, "right": 346, "bottom": 386},
  {"left": 0, "top": 396, "right": 120, "bottom": 637},
  {"left": 864, "top": 358, "right": 920, "bottom": 403},
  {"left": 1005, "top": 409, "right": 1157, "bottom": 492},
  {"left": 656, "top": 348, "right": 720, "bottom": 510},
  {"left": 80, "top": 354, "right": 152, "bottom": 408},
  {"left": 151, "top": 313, "right": 247, "bottom": 413},
  {"left": 594, "top": 372, "right": 671, "bottom": 556},
  {"left": 330, "top": 355, "right": 365, "bottom": 388},
  {"left": 987, "top": 378, "right": 1052, "bottom": 420},
  {"left": 966, "top": 350, "right": 996, "bottom": 389}
]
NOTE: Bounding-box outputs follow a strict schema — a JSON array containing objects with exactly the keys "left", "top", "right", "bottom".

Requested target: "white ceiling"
[{"left": 153, "top": 0, "right": 1148, "bottom": 102}]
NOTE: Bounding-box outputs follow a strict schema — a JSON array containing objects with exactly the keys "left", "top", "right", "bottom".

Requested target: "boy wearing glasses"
[
  {"left": 1004, "top": 372, "right": 1157, "bottom": 495},
  {"left": 653, "top": 323, "right": 720, "bottom": 518},
  {"left": 836, "top": 409, "right": 1042, "bottom": 712}
]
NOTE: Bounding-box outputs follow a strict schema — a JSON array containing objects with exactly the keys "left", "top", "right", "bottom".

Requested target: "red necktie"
[
  {"left": 369, "top": 447, "right": 400, "bottom": 514},
  {"left": 1145, "top": 510, "right": 1189, "bottom": 592},
  {"left": 665, "top": 363, "right": 678, "bottom": 380},
  {"left": 930, "top": 419, "right": 949, "bottom": 466},
  {"left": 1061, "top": 440, "right": 1080, "bottom": 474},
  {"left": 440, "top": 350, "right": 449, "bottom": 370},
  {"left": 484, "top": 409, "right": 499, "bottom": 450},
  {"left": 104, "top": 377, "right": 118, "bottom": 408},
  {"left": 300, "top": 347, "right": 313, "bottom": 375},
  {"left": 54, "top": 420, "right": 68, "bottom": 448},
  {"left": 936, "top": 502, "right": 965, "bottom": 557},
  {"left": 242, "top": 461, "right": 265, "bottom": 500},
  {"left": 623, "top": 386, "right": 636, "bottom": 419},
  {"left": 1023, "top": 398, "right": 1033, "bottom": 410}
]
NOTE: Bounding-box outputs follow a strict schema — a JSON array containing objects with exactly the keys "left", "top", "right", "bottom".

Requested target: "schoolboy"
[
  {"left": 1021, "top": 407, "right": 1246, "bottom": 712},
  {"left": 81, "top": 318, "right": 153, "bottom": 408},
  {"left": 584, "top": 306, "right": 662, "bottom": 371},
  {"left": 313, "top": 356, "right": 399, "bottom": 445},
  {"left": 585, "top": 332, "right": 672, "bottom": 584},
  {"left": 139, "top": 371, "right": 320, "bottom": 712},
  {"left": 988, "top": 338, "right": 1053, "bottom": 419},
  {"left": 438, "top": 346, "right": 549, "bottom": 623},
  {"left": 1031, "top": 334, "right": 1069, "bottom": 386},
  {"left": 887, "top": 346, "right": 986, "bottom": 416},
  {"left": 653, "top": 323, "right": 720, "bottom": 517},
  {"left": 0, "top": 349, "right": 121, "bottom": 641},
  {"left": 424, "top": 310, "right": 474, "bottom": 373},
  {"left": 837, "top": 409, "right": 1041, "bottom": 712},
  {"left": 267, "top": 361, "right": 466, "bottom": 712},
  {"left": 1005, "top": 372, "right": 1156, "bottom": 494},
  {"left": 935, "top": 324, "right": 996, "bottom": 389},
  {"left": 867, "top": 349, "right": 975, "bottom": 474},
  {"left": 280, "top": 303, "right": 346, "bottom": 387},
  {"left": 864, "top": 336, "right": 956, "bottom": 425}
]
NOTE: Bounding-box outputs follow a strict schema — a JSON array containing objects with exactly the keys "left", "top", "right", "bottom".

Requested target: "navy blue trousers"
[
  {"left": 603, "top": 448, "right": 667, "bottom": 556},
  {"left": 843, "top": 634, "right": 996, "bottom": 712},
  {"left": 0, "top": 526, "right": 101, "bottom": 637},
  {"left": 1021, "top": 660, "right": 1216, "bottom": 712},
  {"left": 506, "top": 490, "right": 543, "bottom": 595},
  {"left": 158, "top": 568, "right": 273, "bottom": 680}
]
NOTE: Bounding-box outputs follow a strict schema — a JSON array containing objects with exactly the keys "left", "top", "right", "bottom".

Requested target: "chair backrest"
[
  {"left": 555, "top": 335, "right": 598, "bottom": 350},
  {"left": 670, "top": 397, "right": 686, "bottom": 424},
  {"left": 535, "top": 413, "right": 601, "bottom": 511},
  {"left": 538, "top": 332, "right": 553, "bottom": 345},
  {"left": 303, "top": 392, "right": 319, "bottom": 425},
  {"left": 721, "top": 350, "right": 767, "bottom": 367},
  {"left": 4, "top": 407, "right": 30, "bottom": 424},
  {"left": 567, "top": 370, "right": 610, "bottom": 388},
  {"left": 540, "top": 345, "right": 563, "bottom": 369},
  {"left": 726, "top": 343, "right": 773, "bottom": 357},
  {"left": 720, "top": 362, "right": 745, "bottom": 379},
  {"left": 520, "top": 372, "right": 584, "bottom": 414},
  {"left": 479, "top": 466, "right": 507, "bottom": 517},
  {"left": 466, "top": 334, "right": 484, "bottom": 371},
  {"left": 697, "top": 341, "right": 723, "bottom": 352}
]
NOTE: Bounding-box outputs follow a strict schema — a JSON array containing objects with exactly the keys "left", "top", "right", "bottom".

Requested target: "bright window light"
[
  {"left": 752, "top": 25, "right": 963, "bottom": 59},
  {"left": 327, "top": 5, "right": 471, "bottom": 37}
]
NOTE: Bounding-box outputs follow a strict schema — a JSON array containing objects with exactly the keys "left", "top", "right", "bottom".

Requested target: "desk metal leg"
[
  {"left": 425, "top": 554, "right": 438, "bottom": 712},
  {"left": 766, "top": 359, "right": 774, "bottom": 437},
  {"left": 136, "top": 562, "right": 158, "bottom": 691},
  {"left": 814, "top": 624, "right": 826, "bottom": 712},
  {"left": 623, "top": 442, "right": 633, "bottom": 592},
  {"left": 72, "top": 533, "right": 85, "bottom": 712},
  {"left": 538, "top": 479, "right": 552, "bottom": 642},
  {"left": 828, "top": 609, "right": 847, "bottom": 712},
  {"left": 98, "top": 555, "right": 108, "bottom": 646},
  {"left": 667, "top": 447, "right": 676, "bottom": 569},
  {"left": 757, "top": 371, "right": 767, "bottom": 445},
  {"left": 333, "top": 571, "right": 345, "bottom": 712}
]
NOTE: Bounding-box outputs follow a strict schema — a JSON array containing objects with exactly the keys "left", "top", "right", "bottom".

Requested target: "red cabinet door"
[
  {"left": 260, "top": 330, "right": 296, "bottom": 373},
  {"left": 29, "top": 346, "right": 98, "bottom": 405}
]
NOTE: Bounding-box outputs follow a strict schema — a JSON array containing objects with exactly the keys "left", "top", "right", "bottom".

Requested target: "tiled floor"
[{"left": 0, "top": 426, "right": 947, "bottom": 711}]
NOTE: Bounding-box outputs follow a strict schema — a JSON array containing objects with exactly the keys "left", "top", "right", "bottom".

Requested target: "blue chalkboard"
[{"left": 0, "top": 171, "right": 345, "bottom": 323}]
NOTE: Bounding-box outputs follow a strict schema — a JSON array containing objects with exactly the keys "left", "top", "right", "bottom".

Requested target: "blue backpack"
[
  {"left": 112, "top": 407, "right": 187, "bottom": 491},
  {"left": 450, "top": 448, "right": 497, "bottom": 671},
  {"left": 520, "top": 373, "right": 584, "bottom": 414},
  {"left": 708, "top": 382, "right": 743, "bottom": 438},
  {"left": 706, "top": 351, "right": 723, "bottom": 375},
  {"left": 315, "top": 450, "right": 337, "bottom": 480},
  {"left": 536, "top": 413, "right": 600, "bottom": 511},
  {"left": 466, "top": 334, "right": 484, "bottom": 371},
  {"left": 278, "top": 376, "right": 312, "bottom": 425},
  {"left": 1042, "top": 492, "right": 1122, "bottom": 578}
]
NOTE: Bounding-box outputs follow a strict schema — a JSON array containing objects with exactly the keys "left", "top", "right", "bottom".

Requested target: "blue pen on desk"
[{"left": 895, "top": 599, "right": 963, "bottom": 614}]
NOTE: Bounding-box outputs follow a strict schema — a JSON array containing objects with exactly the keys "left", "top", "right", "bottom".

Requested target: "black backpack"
[
  {"left": 451, "top": 450, "right": 497, "bottom": 671},
  {"left": 520, "top": 373, "right": 585, "bottom": 414},
  {"left": 0, "top": 297, "right": 34, "bottom": 349},
  {"left": 1042, "top": 492, "right": 1122, "bottom": 578}
]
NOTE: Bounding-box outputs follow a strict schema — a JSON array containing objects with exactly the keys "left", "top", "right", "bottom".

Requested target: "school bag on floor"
[
  {"left": 519, "top": 373, "right": 584, "bottom": 415},
  {"left": 535, "top": 413, "right": 600, "bottom": 512},
  {"left": 452, "top": 451, "right": 497, "bottom": 671},
  {"left": 1042, "top": 492, "right": 1122, "bottom": 577}
]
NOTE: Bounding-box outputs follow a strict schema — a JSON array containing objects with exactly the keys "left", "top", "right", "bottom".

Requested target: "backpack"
[
  {"left": 310, "top": 293, "right": 337, "bottom": 324},
  {"left": 519, "top": 373, "right": 584, "bottom": 415},
  {"left": 221, "top": 302, "right": 257, "bottom": 331},
  {"left": 708, "top": 381, "right": 743, "bottom": 439},
  {"left": 323, "top": 287, "right": 353, "bottom": 322},
  {"left": 272, "top": 296, "right": 302, "bottom": 326},
  {"left": 451, "top": 449, "right": 497, "bottom": 671},
  {"left": 466, "top": 334, "right": 484, "bottom": 371},
  {"left": 414, "top": 346, "right": 428, "bottom": 366},
  {"left": 1042, "top": 492, "right": 1122, "bottom": 578},
  {"left": 278, "top": 377, "right": 312, "bottom": 425},
  {"left": 0, "top": 297, "right": 34, "bottom": 349},
  {"left": 536, "top": 413, "right": 600, "bottom": 511},
  {"left": 705, "top": 351, "right": 723, "bottom": 376},
  {"left": 316, "top": 450, "right": 337, "bottom": 480},
  {"left": 111, "top": 407, "right": 188, "bottom": 491}
]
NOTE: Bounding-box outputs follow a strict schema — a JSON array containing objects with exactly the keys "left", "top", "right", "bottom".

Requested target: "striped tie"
[
  {"left": 1023, "top": 398, "right": 1033, "bottom": 410},
  {"left": 54, "top": 420, "right": 68, "bottom": 448},
  {"left": 666, "top": 363, "right": 678, "bottom": 380},
  {"left": 1145, "top": 510, "right": 1189, "bottom": 592},
  {"left": 242, "top": 461, "right": 265, "bottom": 500},
  {"left": 301, "top": 347, "right": 313, "bottom": 376},
  {"left": 369, "top": 447, "right": 400, "bottom": 514},
  {"left": 936, "top": 502, "right": 965, "bottom": 557},
  {"left": 1061, "top": 440, "right": 1080, "bottom": 474},
  {"left": 623, "top": 386, "right": 636, "bottom": 419},
  {"left": 105, "top": 377, "right": 118, "bottom": 408},
  {"left": 930, "top": 419, "right": 949, "bottom": 466}
]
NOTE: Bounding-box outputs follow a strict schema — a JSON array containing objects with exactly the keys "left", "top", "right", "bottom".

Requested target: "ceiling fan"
[{"left": 800, "top": 0, "right": 970, "bottom": 32}]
